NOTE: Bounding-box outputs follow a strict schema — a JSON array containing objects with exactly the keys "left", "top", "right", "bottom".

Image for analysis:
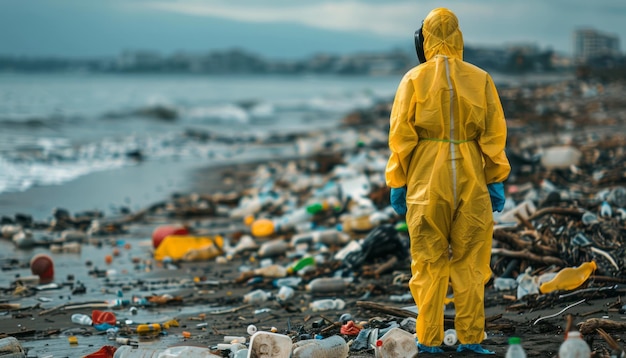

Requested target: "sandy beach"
[{"left": 1, "top": 76, "right": 626, "bottom": 358}]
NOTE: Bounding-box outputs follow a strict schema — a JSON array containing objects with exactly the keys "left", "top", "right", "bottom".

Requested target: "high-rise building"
[{"left": 574, "top": 28, "right": 620, "bottom": 63}]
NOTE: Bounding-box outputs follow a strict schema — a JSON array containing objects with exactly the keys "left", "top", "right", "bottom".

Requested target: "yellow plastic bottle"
[{"left": 539, "top": 261, "right": 597, "bottom": 294}]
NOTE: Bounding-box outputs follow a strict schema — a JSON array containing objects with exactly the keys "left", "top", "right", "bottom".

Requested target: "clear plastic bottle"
[
  {"left": 505, "top": 337, "right": 527, "bottom": 358},
  {"left": 559, "top": 331, "right": 591, "bottom": 358},
  {"left": 71, "top": 313, "right": 93, "bottom": 326},
  {"left": 243, "top": 289, "right": 271, "bottom": 304},
  {"left": 292, "top": 335, "right": 349, "bottom": 358},
  {"left": 309, "top": 298, "right": 346, "bottom": 312},
  {"left": 306, "top": 277, "right": 349, "bottom": 294},
  {"left": 257, "top": 240, "right": 289, "bottom": 258},
  {"left": 539, "top": 261, "right": 597, "bottom": 294}
]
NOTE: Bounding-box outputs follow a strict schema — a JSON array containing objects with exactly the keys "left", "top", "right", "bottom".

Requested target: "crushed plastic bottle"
[
  {"left": 539, "top": 261, "right": 597, "bottom": 294},
  {"left": 494, "top": 277, "right": 518, "bottom": 291},
  {"left": 374, "top": 327, "right": 418, "bottom": 358},
  {"left": 0, "top": 336, "right": 26, "bottom": 358},
  {"left": 71, "top": 313, "right": 93, "bottom": 326},
  {"left": 559, "top": 331, "right": 591, "bottom": 358},
  {"left": 248, "top": 331, "right": 292, "bottom": 358}
]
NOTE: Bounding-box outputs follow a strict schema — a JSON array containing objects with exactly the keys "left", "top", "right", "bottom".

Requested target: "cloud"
[
  {"left": 135, "top": 0, "right": 626, "bottom": 54},
  {"left": 140, "top": 1, "right": 421, "bottom": 37}
]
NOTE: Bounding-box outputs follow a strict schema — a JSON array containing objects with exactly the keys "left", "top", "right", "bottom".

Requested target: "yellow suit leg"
[
  {"left": 407, "top": 202, "right": 451, "bottom": 346},
  {"left": 449, "top": 195, "right": 493, "bottom": 344}
]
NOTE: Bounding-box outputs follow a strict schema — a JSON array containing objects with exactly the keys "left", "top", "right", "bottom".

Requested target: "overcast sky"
[{"left": 0, "top": 0, "right": 624, "bottom": 59}]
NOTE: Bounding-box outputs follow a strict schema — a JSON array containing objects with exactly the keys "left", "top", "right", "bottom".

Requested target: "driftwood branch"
[
  {"left": 528, "top": 207, "right": 585, "bottom": 221},
  {"left": 491, "top": 248, "right": 566, "bottom": 266},
  {"left": 356, "top": 301, "right": 416, "bottom": 319},
  {"left": 578, "top": 318, "right": 626, "bottom": 335},
  {"left": 39, "top": 301, "right": 110, "bottom": 316}
]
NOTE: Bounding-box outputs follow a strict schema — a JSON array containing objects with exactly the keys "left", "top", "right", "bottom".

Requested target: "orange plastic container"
[{"left": 539, "top": 261, "right": 597, "bottom": 294}]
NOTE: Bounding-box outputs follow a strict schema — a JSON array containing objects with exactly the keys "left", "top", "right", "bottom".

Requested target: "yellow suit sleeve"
[
  {"left": 479, "top": 75, "right": 511, "bottom": 184},
  {"left": 385, "top": 76, "right": 418, "bottom": 188}
]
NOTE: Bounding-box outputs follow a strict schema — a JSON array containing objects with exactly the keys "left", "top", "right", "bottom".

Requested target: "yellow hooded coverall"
[{"left": 385, "top": 8, "right": 511, "bottom": 346}]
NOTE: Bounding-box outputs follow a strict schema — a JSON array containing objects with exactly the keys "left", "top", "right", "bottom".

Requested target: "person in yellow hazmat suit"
[{"left": 385, "top": 8, "right": 510, "bottom": 355}]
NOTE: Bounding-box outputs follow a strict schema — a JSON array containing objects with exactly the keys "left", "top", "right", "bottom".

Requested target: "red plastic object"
[
  {"left": 340, "top": 320, "right": 361, "bottom": 335},
  {"left": 30, "top": 253, "right": 54, "bottom": 283},
  {"left": 83, "top": 345, "right": 117, "bottom": 358},
  {"left": 152, "top": 225, "right": 189, "bottom": 248},
  {"left": 92, "top": 310, "right": 117, "bottom": 325}
]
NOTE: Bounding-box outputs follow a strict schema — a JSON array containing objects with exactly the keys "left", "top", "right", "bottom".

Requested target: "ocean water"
[{"left": 0, "top": 73, "right": 401, "bottom": 196}]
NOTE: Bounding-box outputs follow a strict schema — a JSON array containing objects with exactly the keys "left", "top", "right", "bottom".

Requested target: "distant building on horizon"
[{"left": 574, "top": 28, "right": 621, "bottom": 63}]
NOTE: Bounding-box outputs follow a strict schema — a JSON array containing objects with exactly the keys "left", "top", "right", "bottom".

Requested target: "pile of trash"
[{"left": 2, "top": 78, "right": 626, "bottom": 357}]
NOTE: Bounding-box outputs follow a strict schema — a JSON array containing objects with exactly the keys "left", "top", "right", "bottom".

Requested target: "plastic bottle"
[
  {"left": 443, "top": 329, "right": 458, "bottom": 346},
  {"left": 243, "top": 289, "right": 271, "bottom": 304},
  {"left": 505, "top": 337, "right": 527, "bottom": 358},
  {"left": 306, "top": 277, "right": 349, "bottom": 294},
  {"left": 374, "top": 327, "right": 418, "bottom": 358},
  {"left": 539, "top": 261, "right": 597, "bottom": 294},
  {"left": 310, "top": 298, "right": 346, "bottom": 312},
  {"left": 559, "top": 331, "right": 591, "bottom": 358},
  {"left": 273, "top": 276, "right": 302, "bottom": 288},
  {"left": 136, "top": 323, "right": 161, "bottom": 335},
  {"left": 276, "top": 285, "right": 295, "bottom": 302},
  {"left": 258, "top": 239, "right": 289, "bottom": 258},
  {"left": 290, "top": 229, "right": 350, "bottom": 248},
  {"left": 292, "top": 335, "right": 349, "bottom": 358},
  {"left": 253, "top": 264, "right": 288, "bottom": 278},
  {"left": 71, "top": 313, "right": 93, "bottom": 326}
]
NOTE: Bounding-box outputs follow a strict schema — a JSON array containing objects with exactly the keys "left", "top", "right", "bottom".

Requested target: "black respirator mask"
[{"left": 414, "top": 22, "right": 426, "bottom": 64}]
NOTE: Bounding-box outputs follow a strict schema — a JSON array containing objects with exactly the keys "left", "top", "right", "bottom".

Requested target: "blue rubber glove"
[
  {"left": 390, "top": 187, "right": 407, "bottom": 215},
  {"left": 487, "top": 182, "right": 505, "bottom": 212}
]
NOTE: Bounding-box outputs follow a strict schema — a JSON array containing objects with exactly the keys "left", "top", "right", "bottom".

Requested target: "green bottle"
[{"left": 287, "top": 256, "right": 316, "bottom": 274}]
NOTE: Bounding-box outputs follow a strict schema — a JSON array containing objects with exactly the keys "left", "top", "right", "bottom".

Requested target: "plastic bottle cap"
[
  {"left": 376, "top": 339, "right": 383, "bottom": 347},
  {"left": 509, "top": 337, "right": 521, "bottom": 345}
]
